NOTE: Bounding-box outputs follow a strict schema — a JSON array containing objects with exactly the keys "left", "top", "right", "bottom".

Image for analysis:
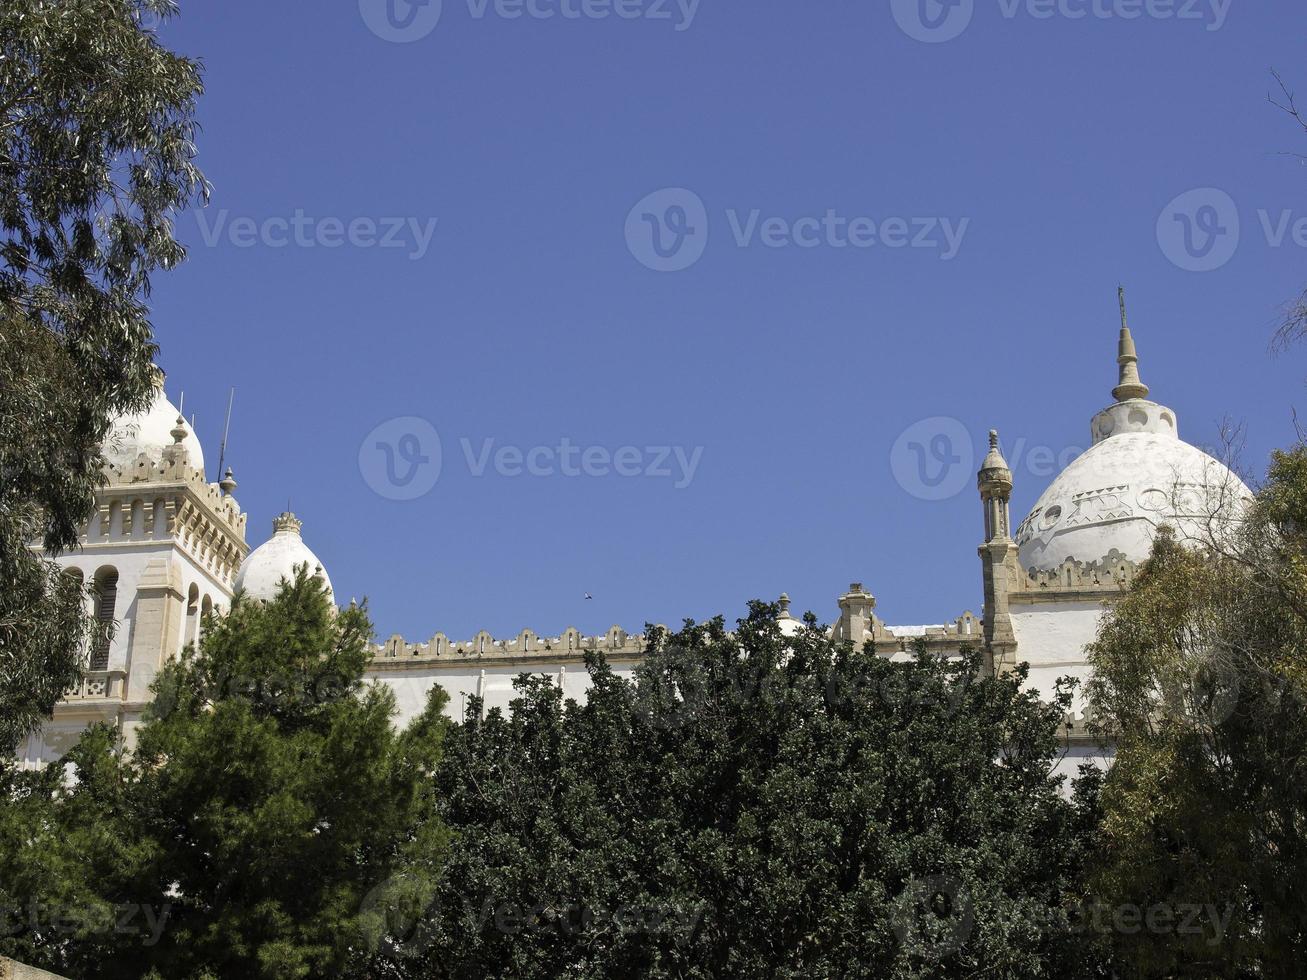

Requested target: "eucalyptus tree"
[
  {"left": 0, "top": 0, "right": 205, "bottom": 752},
  {"left": 1086, "top": 448, "right": 1307, "bottom": 976}
]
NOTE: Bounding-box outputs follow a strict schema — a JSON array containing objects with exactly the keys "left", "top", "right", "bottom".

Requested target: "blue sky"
[{"left": 148, "top": 0, "right": 1306, "bottom": 641}]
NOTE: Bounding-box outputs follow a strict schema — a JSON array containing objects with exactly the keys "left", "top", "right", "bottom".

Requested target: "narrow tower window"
[{"left": 91, "top": 568, "right": 118, "bottom": 671}]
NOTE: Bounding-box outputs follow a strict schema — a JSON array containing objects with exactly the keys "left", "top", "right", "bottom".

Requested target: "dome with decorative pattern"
[{"left": 1015, "top": 315, "right": 1250, "bottom": 572}]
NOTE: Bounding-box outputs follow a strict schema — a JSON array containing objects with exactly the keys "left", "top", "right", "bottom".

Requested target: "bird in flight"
[{"left": 584, "top": 593, "right": 593, "bottom": 600}]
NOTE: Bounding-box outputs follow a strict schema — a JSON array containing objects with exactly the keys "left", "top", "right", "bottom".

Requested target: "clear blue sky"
[{"left": 148, "top": 0, "right": 1307, "bottom": 641}]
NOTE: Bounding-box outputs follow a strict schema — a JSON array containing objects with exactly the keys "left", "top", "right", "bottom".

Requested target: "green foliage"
[
  {"left": 0, "top": 0, "right": 205, "bottom": 754},
  {"left": 1086, "top": 446, "right": 1307, "bottom": 977},
  {"left": 0, "top": 570, "right": 451, "bottom": 980},
  {"left": 388, "top": 605, "right": 1097, "bottom": 980}
]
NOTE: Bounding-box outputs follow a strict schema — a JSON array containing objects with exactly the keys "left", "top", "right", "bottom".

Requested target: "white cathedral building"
[{"left": 16, "top": 308, "right": 1251, "bottom": 775}]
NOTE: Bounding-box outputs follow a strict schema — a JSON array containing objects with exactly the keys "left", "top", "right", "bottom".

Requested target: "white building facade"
[{"left": 16, "top": 308, "right": 1250, "bottom": 775}]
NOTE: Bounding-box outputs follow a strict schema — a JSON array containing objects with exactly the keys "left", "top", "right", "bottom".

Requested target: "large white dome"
[
  {"left": 1016, "top": 428, "right": 1249, "bottom": 571},
  {"left": 102, "top": 377, "right": 204, "bottom": 474},
  {"left": 235, "top": 513, "right": 334, "bottom": 603},
  {"left": 1015, "top": 310, "right": 1252, "bottom": 571}
]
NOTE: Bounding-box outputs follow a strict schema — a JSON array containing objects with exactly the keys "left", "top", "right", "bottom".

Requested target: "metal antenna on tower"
[{"left": 217, "top": 387, "right": 236, "bottom": 478}]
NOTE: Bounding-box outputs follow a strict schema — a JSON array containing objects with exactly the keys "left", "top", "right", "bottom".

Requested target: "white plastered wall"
[{"left": 367, "top": 661, "right": 642, "bottom": 729}]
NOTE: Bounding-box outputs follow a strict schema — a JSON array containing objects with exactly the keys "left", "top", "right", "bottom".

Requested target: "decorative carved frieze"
[
  {"left": 370, "top": 624, "right": 652, "bottom": 665},
  {"left": 1021, "top": 549, "right": 1139, "bottom": 593}
]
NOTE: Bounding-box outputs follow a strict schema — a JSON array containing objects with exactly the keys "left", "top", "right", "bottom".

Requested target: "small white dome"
[
  {"left": 102, "top": 378, "right": 204, "bottom": 474},
  {"left": 777, "top": 594, "right": 804, "bottom": 637},
  {"left": 235, "top": 513, "right": 334, "bottom": 603},
  {"left": 1016, "top": 424, "right": 1249, "bottom": 571}
]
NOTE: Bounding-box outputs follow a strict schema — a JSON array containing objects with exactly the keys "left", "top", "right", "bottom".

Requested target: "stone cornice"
[{"left": 87, "top": 455, "right": 249, "bottom": 588}]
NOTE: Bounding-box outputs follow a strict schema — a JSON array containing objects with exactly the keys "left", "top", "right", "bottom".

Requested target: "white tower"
[{"left": 17, "top": 372, "right": 248, "bottom": 767}]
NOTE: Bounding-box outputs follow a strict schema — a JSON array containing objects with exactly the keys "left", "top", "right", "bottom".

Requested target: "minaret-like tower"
[{"left": 978, "top": 430, "right": 1018, "bottom": 673}]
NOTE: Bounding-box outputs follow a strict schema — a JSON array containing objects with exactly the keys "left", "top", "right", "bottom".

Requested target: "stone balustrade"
[{"left": 64, "top": 670, "right": 127, "bottom": 702}]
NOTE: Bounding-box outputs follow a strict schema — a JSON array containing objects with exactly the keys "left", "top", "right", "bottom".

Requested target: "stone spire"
[
  {"left": 1112, "top": 287, "right": 1150, "bottom": 402},
  {"left": 979, "top": 429, "right": 1011, "bottom": 482}
]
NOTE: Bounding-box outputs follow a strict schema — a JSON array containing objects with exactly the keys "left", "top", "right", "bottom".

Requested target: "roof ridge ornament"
[{"left": 1112, "top": 286, "right": 1150, "bottom": 402}]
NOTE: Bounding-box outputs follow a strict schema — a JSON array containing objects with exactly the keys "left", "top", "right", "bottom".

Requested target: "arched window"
[
  {"left": 185, "top": 584, "right": 200, "bottom": 649},
  {"left": 199, "top": 594, "right": 213, "bottom": 643},
  {"left": 91, "top": 568, "right": 118, "bottom": 671}
]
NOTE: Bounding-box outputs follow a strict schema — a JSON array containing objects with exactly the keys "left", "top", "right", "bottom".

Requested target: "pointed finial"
[
  {"left": 219, "top": 467, "right": 238, "bottom": 496},
  {"left": 170, "top": 415, "right": 187, "bottom": 445},
  {"left": 1112, "top": 287, "right": 1150, "bottom": 402},
  {"left": 980, "top": 429, "right": 1009, "bottom": 473}
]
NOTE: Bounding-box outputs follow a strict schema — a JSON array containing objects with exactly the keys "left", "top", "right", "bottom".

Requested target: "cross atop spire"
[{"left": 1112, "top": 286, "right": 1150, "bottom": 402}]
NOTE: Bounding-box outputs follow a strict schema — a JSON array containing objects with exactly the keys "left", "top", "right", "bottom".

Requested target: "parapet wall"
[{"left": 372, "top": 624, "right": 650, "bottom": 665}]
